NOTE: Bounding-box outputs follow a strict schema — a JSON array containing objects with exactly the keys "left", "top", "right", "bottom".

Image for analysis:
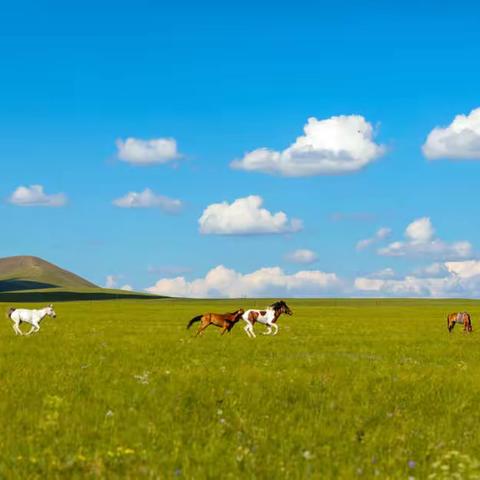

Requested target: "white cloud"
[
  {"left": 356, "top": 227, "right": 391, "bottom": 250},
  {"left": 113, "top": 188, "right": 183, "bottom": 214},
  {"left": 355, "top": 259, "right": 480, "bottom": 298},
  {"left": 146, "top": 265, "right": 341, "bottom": 298},
  {"left": 354, "top": 275, "right": 456, "bottom": 297},
  {"left": 414, "top": 262, "right": 449, "bottom": 278},
  {"left": 378, "top": 217, "right": 472, "bottom": 260},
  {"left": 105, "top": 275, "right": 133, "bottom": 291},
  {"left": 105, "top": 275, "right": 118, "bottom": 289},
  {"left": 199, "top": 195, "right": 302, "bottom": 235},
  {"left": 405, "top": 217, "right": 434, "bottom": 243},
  {"left": 445, "top": 260, "right": 480, "bottom": 279},
  {"left": 369, "top": 267, "right": 396, "bottom": 278},
  {"left": 231, "top": 115, "right": 385, "bottom": 177},
  {"left": 423, "top": 107, "right": 480, "bottom": 160},
  {"left": 9, "top": 185, "right": 67, "bottom": 207},
  {"left": 285, "top": 249, "right": 318, "bottom": 264},
  {"left": 116, "top": 137, "right": 181, "bottom": 165}
]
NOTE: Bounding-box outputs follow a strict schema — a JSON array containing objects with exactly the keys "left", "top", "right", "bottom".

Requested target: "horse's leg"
[
  {"left": 26, "top": 324, "right": 35, "bottom": 335},
  {"left": 195, "top": 320, "right": 209, "bottom": 337},
  {"left": 244, "top": 322, "right": 254, "bottom": 338},
  {"left": 13, "top": 321, "right": 22, "bottom": 336},
  {"left": 262, "top": 324, "right": 272, "bottom": 335},
  {"left": 272, "top": 323, "right": 279, "bottom": 336},
  {"left": 220, "top": 324, "right": 228, "bottom": 335}
]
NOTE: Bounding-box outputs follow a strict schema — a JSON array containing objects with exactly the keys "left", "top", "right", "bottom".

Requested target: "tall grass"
[{"left": 1, "top": 298, "right": 479, "bottom": 478}]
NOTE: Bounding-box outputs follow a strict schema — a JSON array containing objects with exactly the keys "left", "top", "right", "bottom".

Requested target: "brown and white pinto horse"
[
  {"left": 242, "top": 300, "right": 293, "bottom": 338},
  {"left": 187, "top": 309, "right": 245, "bottom": 337},
  {"left": 447, "top": 312, "right": 473, "bottom": 333}
]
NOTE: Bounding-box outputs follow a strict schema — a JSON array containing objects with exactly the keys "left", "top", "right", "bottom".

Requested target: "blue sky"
[{"left": 2, "top": 0, "right": 480, "bottom": 297}]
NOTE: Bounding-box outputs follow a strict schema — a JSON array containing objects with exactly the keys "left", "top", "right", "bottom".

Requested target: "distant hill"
[
  {"left": 0, "top": 255, "right": 97, "bottom": 291},
  {"left": 0, "top": 256, "right": 162, "bottom": 302}
]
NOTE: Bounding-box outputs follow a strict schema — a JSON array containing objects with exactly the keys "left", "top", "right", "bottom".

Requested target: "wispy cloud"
[{"left": 113, "top": 188, "right": 183, "bottom": 214}]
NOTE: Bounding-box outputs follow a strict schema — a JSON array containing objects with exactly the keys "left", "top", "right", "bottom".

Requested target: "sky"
[{"left": 2, "top": 0, "right": 480, "bottom": 297}]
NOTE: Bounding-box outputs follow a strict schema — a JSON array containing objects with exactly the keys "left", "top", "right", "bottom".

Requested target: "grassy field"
[{"left": 1, "top": 298, "right": 480, "bottom": 479}]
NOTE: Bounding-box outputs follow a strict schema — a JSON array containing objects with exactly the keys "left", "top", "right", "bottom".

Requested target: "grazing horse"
[
  {"left": 242, "top": 300, "right": 293, "bottom": 338},
  {"left": 447, "top": 312, "right": 473, "bottom": 333},
  {"left": 187, "top": 309, "right": 245, "bottom": 337},
  {"left": 7, "top": 304, "right": 57, "bottom": 336}
]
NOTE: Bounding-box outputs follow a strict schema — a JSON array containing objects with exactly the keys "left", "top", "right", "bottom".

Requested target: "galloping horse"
[
  {"left": 447, "top": 312, "right": 473, "bottom": 333},
  {"left": 242, "top": 300, "right": 293, "bottom": 338},
  {"left": 187, "top": 309, "right": 245, "bottom": 336},
  {"left": 8, "top": 304, "right": 57, "bottom": 335}
]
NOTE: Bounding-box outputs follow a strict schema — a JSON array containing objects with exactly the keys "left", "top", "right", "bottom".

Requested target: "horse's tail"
[
  {"left": 187, "top": 315, "right": 203, "bottom": 329},
  {"left": 6, "top": 308, "right": 15, "bottom": 320}
]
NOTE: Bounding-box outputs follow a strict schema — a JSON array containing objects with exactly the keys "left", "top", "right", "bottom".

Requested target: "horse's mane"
[{"left": 269, "top": 301, "right": 285, "bottom": 310}]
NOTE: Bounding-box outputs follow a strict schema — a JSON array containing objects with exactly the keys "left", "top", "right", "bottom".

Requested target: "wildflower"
[
  {"left": 408, "top": 460, "right": 416, "bottom": 469},
  {"left": 134, "top": 371, "right": 150, "bottom": 385},
  {"left": 302, "top": 450, "right": 314, "bottom": 460},
  {"left": 105, "top": 410, "right": 114, "bottom": 418}
]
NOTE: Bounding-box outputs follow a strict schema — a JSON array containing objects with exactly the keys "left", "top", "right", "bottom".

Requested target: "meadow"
[{"left": 1, "top": 297, "right": 480, "bottom": 479}]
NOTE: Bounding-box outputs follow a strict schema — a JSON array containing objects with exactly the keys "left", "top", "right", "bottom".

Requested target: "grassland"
[{"left": 1, "top": 298, "right": 480, "bottom": 479}]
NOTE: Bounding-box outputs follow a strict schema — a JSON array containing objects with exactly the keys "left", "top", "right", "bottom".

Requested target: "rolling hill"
[
  {"left": 0, "top": 255, "right": 97, "bottom": 291},
  {"left": 0, "top": 255, "right": 160, "bottom": 301}
]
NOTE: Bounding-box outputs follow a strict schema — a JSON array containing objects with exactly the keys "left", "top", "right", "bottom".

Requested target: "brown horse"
[
  {"left": 187, "top": 309, "right": 245, "bottom": 336},
  {"left": 447, "top": 312, "right": 473, "bottom": 333}
]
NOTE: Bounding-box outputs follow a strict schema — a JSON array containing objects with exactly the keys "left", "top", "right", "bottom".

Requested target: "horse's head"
[
  {"left": 46, "top": 304, "right": 57, "bottom": 318},
  {"left": 233, "top": 308, "right": 245, "bottom": 322},
  {"left": 272, "top": 300, "right": 293, "bottom": 316}
]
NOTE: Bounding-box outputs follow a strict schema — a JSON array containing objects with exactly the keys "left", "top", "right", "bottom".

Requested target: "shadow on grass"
[
  {"left": 0, "top": 290, "right": 165, "bottom": 303},
  {"left": 0, "top": 279, "right": 58, "bottom": 292}
]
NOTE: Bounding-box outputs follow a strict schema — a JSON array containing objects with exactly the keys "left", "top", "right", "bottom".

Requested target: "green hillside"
[
  {"left": 0, "top": 255, "right": 97, "bottom": 291},
  {"left": 0, "top": 256, "right": 160, "bottom": 301}
]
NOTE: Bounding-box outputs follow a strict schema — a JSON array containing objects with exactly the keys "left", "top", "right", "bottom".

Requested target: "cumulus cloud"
[
  {"left": 355, "top": 259, "right": 480, "bottom": 298},
  {"left": 356, "top": 227, "right": 391, "bottom": 250},
  {"left": 120, "top": 284, "right": 133, "bottom": 292},
  {"left": 116, "top": 137, "right": 181, "bottom": 165},
  {"left": 285, "top": 249, "right": 318, "bottom": 264},
  {"left": 444, "top": 260, "right": 480, "bottom": 279},
  {"left": 199, "top": 195, "right": 302, "bottom": 235},
  {"left": 146, "top": 265, "right": 341, "bottom": 298},
  {"left": 231, "top": 115, "right": 385, "bottom": 177},
  {"left": 378, "top": 217, "right": 472, "bottom": 260},
  {"left": 423, "top": 107, "right": 480, "bottom": 160},
  {"left": 113, "top": 188, "right": 183, "bottom": 214},
  {"left": 9, "top": 185, "right": 67, "bottom": 207}
]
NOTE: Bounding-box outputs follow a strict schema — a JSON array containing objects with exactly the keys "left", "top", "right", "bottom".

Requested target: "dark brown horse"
[
  {"left": 447, "top": 312, "right": 473, "bottom": 333},
  {"left": 187, "top": 309, "right": 245, "bottom": 336}
]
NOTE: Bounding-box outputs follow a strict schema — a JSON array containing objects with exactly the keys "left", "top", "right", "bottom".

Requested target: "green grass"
[{"left": 1, "top": 298, "right": 480, "bottom": 479}]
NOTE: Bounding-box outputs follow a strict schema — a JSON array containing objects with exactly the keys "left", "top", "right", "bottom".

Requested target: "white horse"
[
  {"left": 242, "top": 301, "right": 292, "bottom": 338},
  {"left": 8, "top": 304, "right": 56, "bottom": 335}
]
